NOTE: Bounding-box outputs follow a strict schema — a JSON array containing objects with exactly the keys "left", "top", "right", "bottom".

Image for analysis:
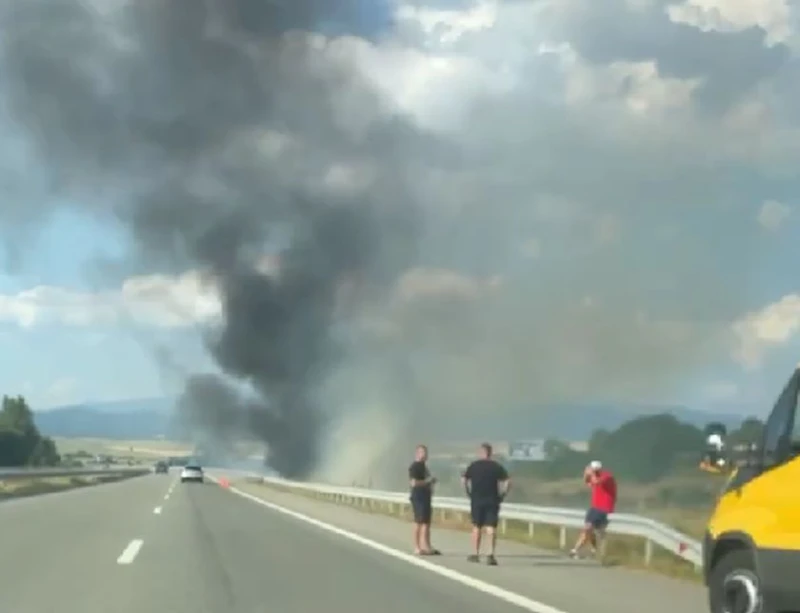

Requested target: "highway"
[{"left": 0, "top": 472, "right": 708, "bottom": 613}]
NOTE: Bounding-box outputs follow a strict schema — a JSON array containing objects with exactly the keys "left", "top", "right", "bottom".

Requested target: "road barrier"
[
  {"left": 0, "top": 466, "right": 151, "bottom": 481},
  {"left": 256, "top": 475, "right": 702, "bottom": 568}
]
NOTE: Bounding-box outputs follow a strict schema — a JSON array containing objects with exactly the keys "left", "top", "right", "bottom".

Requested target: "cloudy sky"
[{"left": 0, "top": 0, "right": 798, "bottom": 417}]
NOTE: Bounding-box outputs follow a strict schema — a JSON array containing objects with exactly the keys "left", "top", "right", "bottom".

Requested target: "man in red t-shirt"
[{"left": 569, "top": 460, "right": 617, "bottom": 559}]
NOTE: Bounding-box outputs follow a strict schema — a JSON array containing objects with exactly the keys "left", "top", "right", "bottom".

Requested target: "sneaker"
[
  {"left": 467, "top": 554, "right": 480, "bottom": 563},
  {"left": 568, "top": 549, "right": 579, "bottom": 559},
  {"left": 486, "top": 555, "right": 498, "bottom": 566}
]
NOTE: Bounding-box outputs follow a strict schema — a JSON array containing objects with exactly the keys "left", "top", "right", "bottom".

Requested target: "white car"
[{"left": 180, "top": 464, "right": 204, "bottom": 483}]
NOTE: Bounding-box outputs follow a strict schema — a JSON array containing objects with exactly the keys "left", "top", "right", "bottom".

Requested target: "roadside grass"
[
  {"left": 244, "top": 479, "right": 704, "bottom": 582},
  {"left": 0, "top": 473, "right": 140, "bottom": 500},
  {"left": 53, "top": 437, "right": 193, "bottom": 460}
]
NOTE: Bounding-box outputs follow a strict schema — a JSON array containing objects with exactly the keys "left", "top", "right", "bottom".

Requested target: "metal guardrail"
[
  {"left": 258, "top": 476, "right": 702, "bottom": 568},
  {"left": 0, "top": 466, "right": 151, "bottom": 481}
]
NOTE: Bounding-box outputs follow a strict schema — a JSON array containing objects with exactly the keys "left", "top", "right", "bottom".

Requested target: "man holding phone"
[
  {"left": 570, "top": 459, "right": 617, "bottom": 558},
  {"left": 408, "top": 444, "right": 440, "bottom": 556}
]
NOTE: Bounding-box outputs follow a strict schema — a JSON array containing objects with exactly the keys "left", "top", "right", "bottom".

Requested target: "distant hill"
[
  {"left": 33, "top": 395, "right": 751, "bottom": 442},
  {"left": 428, "top": 403, "right": 749, "bottom": 442},
  {"left": 35, "top": 397, "right": 183, "bottom": 440}
]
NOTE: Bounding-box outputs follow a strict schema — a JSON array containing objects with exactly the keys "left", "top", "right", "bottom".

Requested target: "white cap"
[{"left": 589, "top": 460, "right": 602, "bottom": 470}]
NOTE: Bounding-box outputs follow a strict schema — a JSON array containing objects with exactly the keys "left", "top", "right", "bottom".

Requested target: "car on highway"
[
  {"left": 699, "top": 364, "right": 800, "bottom": 613},
  {"left": 180, "top": 464, "right": 204, "bottom": 483},
  {"left": 153, "top": 460, "right": 169, "bottom": 474}
]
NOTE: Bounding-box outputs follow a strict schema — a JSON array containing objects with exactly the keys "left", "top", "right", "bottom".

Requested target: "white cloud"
[
  {"left": 667, "top": 0, "right": 795, "bottom": 47},
  {"left": 395, "top": 0, "right": 498, "bottom": 46},
  {"left": 0, "top": 271, "right": 221, "bottom": 328},
  {"left": 2, "top": 0, "right": 800, "bottom": 417},
  {"left": 733, "top": 294, "right": 800, "bottom": 368},
  {"left": 757, "top": 199, "right": 792, "bottom": 230}
]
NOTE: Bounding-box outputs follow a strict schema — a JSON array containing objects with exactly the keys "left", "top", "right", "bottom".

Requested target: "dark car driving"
[{"left": 153, "top": 460, "right": 169, "bottom": 474}]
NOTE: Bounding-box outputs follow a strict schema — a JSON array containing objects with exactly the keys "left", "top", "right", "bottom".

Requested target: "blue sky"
[{"left": 0, "top": 0, "right": 799, "bottom": 418}]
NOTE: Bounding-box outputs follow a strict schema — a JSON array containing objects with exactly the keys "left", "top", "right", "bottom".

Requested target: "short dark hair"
[{"left": 480, "top": 442, "right": 492, "bottom": 456}]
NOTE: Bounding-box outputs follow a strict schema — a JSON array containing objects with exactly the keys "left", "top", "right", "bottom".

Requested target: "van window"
[{"left": 761, "top": 370, "right": 800, "bottom": 467}]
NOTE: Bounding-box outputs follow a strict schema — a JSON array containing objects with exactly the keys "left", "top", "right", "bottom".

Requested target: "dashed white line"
[
  {"left": 117, "top": 539, "right": 143, "bottom": 565},
  {"left": 153, "top": 506, "right": 162, "bottom": 514}
]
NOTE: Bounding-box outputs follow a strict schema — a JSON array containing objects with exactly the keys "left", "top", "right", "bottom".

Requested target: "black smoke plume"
[{"left": 0, "top": 0, "right": 423, "bottom": 478}]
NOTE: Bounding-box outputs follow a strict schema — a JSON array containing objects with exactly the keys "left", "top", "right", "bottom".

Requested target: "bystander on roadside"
[
  {"left": 408, "top": 444, "right": 440, "bottom": 556},
  {"left": 570, "top": 459, "right": 617, "bottom": 559},
  {"left": 461, "top": 443, "right": 511, "bottom": 566}
]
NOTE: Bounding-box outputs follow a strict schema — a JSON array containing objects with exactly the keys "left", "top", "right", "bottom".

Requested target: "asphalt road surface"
[{"left": 0, "top": 472, "right": 708, "bottom": 613}]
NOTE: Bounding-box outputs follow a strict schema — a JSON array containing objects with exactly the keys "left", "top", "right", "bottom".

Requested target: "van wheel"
[{"left": 708, "top": 548, "right": 766, "bottom": 613}]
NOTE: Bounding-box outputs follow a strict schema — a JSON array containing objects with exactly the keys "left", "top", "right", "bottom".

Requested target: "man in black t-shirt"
[
  {"left": 408, "top": 444, "right": 440, "bottom": 556},
  {"left": 461, "top": 442, "right": 511, "bottom": 566}
]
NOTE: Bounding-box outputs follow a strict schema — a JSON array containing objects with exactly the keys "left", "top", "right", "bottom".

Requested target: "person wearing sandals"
[
  {"left": 461, "top": 442, "right": 511, "bottom": 566},
  {"left": 408, "top": 444, "right": 441, "bottom": 556}
]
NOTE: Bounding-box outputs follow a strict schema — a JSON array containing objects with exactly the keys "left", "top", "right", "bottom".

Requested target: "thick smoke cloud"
[
  {"left": 1, "top": 0, "right": 797, "bottom": 486},
  {"left": 0, "top": 0, "right": 425, "bottom": 478}
]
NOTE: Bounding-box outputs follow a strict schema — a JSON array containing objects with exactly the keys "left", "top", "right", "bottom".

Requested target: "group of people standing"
[{"left": 408, "top": 443, "right": 617, "bottom": 565}]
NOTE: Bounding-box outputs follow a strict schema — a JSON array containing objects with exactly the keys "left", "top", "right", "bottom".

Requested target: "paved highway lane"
[
  {"left": 122, "top": 478, "right": 556, "bottom": 613},
  {"left": 0, "top": 473, "right": 174, "bottom": 612},
  {"left": 0, "top": 471, "right": 612, "bottom": 613}
]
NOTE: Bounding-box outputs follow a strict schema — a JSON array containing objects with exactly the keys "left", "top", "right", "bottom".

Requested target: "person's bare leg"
[
  {"left": 571, "top": 525, "right": 592, "bottom": 556},
  {"left": 471, "top": 526, "right": 482, "bottom": 555},
  {"left": 421, "top": 524, "right": 431, "bottom": 551},
  {"left": 487, "top": 527, "right": 497, "bottom": 555},
  {"left": 413, "top": 523, "right": 422, "bottom": 553}
]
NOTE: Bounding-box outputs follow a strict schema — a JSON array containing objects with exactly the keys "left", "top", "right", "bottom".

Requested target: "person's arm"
[
  {"left": 461, "top": 463, "right": 473, "bottom": 496},
  {"left": 498, "top": 464, "right": 511, "bottom": 500},
  {"left": 423, "top": 466, "right": 437, "bottom": 487},
  {"left": 584, "top": 466, "right": 601, "bottom": 486},
  {"left": 588, "top": 471, "right": 608, "bottom": 487}
]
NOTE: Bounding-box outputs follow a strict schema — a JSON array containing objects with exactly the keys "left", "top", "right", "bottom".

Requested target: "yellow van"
[{"left": 700, "top": 366, "right": 800, "bottom": 613}]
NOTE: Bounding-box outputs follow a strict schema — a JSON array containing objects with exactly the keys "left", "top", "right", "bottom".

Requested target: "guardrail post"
[
  {"left": 500, "top": 518, "right": 507, "bottom": 535},
  {"left": 528, "top": 522, "right": 534, "bottom": 538},
  {"left": 559, "top": 526, "right": 566, "bottom": 549},
  {"left": 644, "top": 539, "right": 653, "bottom": 566}
]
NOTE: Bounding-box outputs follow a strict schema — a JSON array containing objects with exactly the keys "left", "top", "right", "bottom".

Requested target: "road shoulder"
[{"left": 221, "top": 477, "right": 708, "bottom": 613}]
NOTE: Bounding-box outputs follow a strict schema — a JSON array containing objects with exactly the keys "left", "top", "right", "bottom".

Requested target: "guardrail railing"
[
  {"left": 0, "top": 466, "right": 151, "bottom": 481},
  {"left": 257, "top": 475, "right": 702, "bottom": 568}
]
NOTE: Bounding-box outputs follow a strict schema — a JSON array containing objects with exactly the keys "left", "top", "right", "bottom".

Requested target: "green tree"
[
  {"left": 728, "top": 417, "right": 764, "bottom": 445},
  {"left": 0, "top": 395, "right": 60, "bottom": 466},
  {"left": 588, "top": 414, "right": 704, "bottom": 482}
]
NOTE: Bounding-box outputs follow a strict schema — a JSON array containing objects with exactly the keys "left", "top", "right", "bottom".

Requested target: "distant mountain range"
[
  {"left": 33, "top": 396, "right": 755, "bottom": 442},
  {"left": 35, "top": 397, "right": 183, "bottom": 440}
]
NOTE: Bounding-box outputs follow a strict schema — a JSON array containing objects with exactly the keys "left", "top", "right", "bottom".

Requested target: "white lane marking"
[
  {"left": 223, "top": 482, "right": 568, "bottom": 613},
  {"left": 117, "top": 539, "right": 143, "bottom": 565},
  {"left": 153, "top": 506, "right": 162, "bottom": 514},
  {"left": 164, "top": 480, "right": 177, "bottom": 500}
]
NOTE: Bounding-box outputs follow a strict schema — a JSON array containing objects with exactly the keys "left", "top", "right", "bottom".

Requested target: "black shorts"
[
  {"left": 470, "top": 500, "right": 500, "bottom": 528},
  {"left": 411, "top": 496, "right": 432, "bottom": 524},
  {"left": 585, "top": 507, "right": 609, "bottom": 529}
]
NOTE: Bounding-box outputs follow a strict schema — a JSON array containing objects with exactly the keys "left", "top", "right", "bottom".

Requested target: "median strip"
[{"left": 0, "top": 469, "right": 148, "bottom": 501}]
